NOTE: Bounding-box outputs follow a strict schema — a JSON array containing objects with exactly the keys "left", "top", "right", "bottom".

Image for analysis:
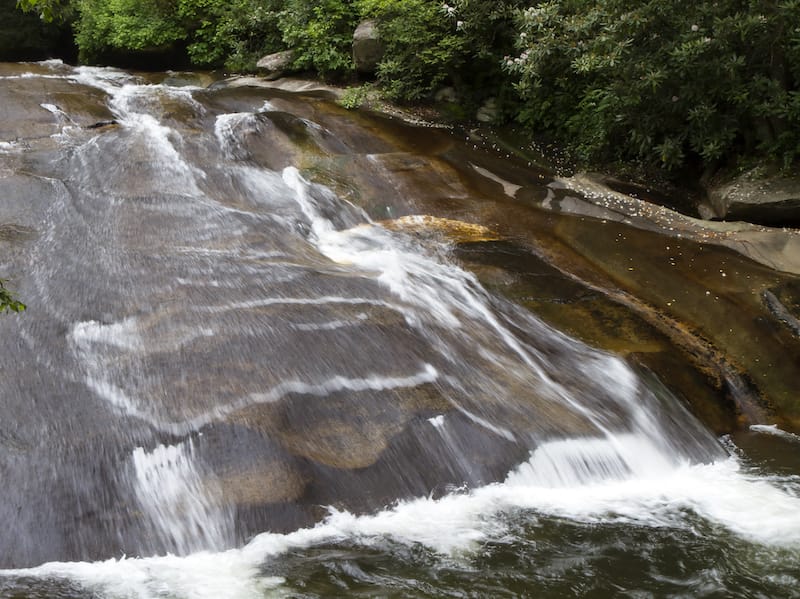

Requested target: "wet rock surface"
[
  {"left": 705, "top": 169, "right": 800, "bottom": 226},
  {"left": 0, "top": 62, "right": 794, "bottom": 567}
]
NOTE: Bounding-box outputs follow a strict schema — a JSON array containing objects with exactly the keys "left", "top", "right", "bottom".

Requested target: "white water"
[
  {"left": 132, "top": 441, "right": 234, "bottom": 555},
  {"left": 6, "top": 444, "right": 800, "bottom": 599},
  {"left": 751, "top": 424, "right": 800, "bottom": 443}
]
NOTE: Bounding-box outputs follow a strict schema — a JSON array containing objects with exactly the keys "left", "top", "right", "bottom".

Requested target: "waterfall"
[
  {"left": 1, "top": 61, "right": 798, "bottom": 597},
  {"left": 132, "top": 441, "right": 234, "bottom": 555}
]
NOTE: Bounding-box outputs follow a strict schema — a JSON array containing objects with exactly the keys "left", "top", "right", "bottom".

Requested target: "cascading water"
[
  {"left": 0, "top": 61, "right": 798, "bottom": 598},
  {"left": 131, "top": 440, "right": 234, "bottom": 555}
]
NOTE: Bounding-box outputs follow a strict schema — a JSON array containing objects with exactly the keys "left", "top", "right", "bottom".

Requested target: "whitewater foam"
[
  {"left": 750, "top": 424, "right": 800, "bottom": 443},
  {"left": 132, "top": 441, "right": 234, "bottom": 555},
  {"left": 4, "top": 446, "right": 800, "bottom": 599}
]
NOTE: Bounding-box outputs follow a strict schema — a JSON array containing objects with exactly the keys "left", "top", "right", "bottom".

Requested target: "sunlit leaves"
[
  {"left": 16, "top": 0, "right": 72, "bottom": 22},
  {"left": 0, "top": 280, "right": 25, "bottom": 314}
]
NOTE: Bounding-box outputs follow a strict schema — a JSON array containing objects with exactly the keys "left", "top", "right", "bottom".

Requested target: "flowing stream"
[{"left": 0, "top": 61, "right": 799, "bottom": 597}]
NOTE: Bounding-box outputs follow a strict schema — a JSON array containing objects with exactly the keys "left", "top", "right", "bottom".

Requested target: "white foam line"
[
  {"left": 195, "top": 295, "right": 398, "bottom": 313},
  {"left": 453, "top": 405, "right": 516, "bottom": 442},
  {"left": 83, "top": 363, "right": 439, "bottom": 437},
  {"left": 292, "top": 314, "right": 367, "bottom": 331},
  {"left": 247, "top": 364, "right": 439, "bottom": 402},
  {"left": 0, "top": 74, "right": 65, "bottom": 80},
  {"left": 750, "top": 424, "right": 800, "bottom": 442},
  {"left": 173, "top": 247, "right": 288, "bottom": 259}
]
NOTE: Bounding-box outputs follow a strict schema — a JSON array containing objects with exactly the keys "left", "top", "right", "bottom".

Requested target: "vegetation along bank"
[{"left": 7, "top": 0, "right": 800, "bottom": 225}]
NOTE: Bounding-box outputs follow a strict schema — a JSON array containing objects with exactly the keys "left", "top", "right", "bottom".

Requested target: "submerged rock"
[
  {"left": 378, "top": 215, "right": 501, "bottom": 243},
  {"left": 763, "top": 281, "right": 800, "bottom": 337}
]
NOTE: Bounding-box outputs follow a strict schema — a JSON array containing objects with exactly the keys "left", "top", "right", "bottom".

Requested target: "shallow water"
[{"left": 0, "top": 61, "right": 798, "bottom": 597}]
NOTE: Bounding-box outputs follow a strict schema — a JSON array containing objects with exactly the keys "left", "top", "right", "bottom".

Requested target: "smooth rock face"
[
  {"left": 352, "top": 19, "right": 383, "bottom": 73},
  {"left": 706, "top": 170, "right": 800, "bottom": 226},
  {"left": 1, "top": 61, "right": 798, "bottom": 569},
  {"left": 256, "top": 50, "right": 296, "bottom": 79}
]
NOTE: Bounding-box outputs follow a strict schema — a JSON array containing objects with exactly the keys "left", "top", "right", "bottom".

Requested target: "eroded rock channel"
[{"left": 0, "top": 61, "right": 798, "bottom": 568}]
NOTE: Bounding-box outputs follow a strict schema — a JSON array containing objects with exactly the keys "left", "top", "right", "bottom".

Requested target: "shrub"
[
  {"left": 73, "top": 0, "right": 187, "bottom": 62},
  {"left": 339, "top": 82, "right": 371, "bottom": 109},
  {"left": 278, "top": 0, "right": 359, "bottom": 78},
  {"left": 356, "top": 0, "right": 466, "bottom": 102},
  {"left": 0, "top": 280, "right": 24, "bottom": 313},
  {"left": 179, "top": 0, "right": 283, "bottom": 70},
  {"left": 504, "top": 0, "right": 800, "bottom": 170},
  {"left": 16, "top": 0, "right": 73, "bottom": 22}
]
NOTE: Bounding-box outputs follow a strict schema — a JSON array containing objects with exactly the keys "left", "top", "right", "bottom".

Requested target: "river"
[{"left": 0, "top": 60, "right": 798, "bottom": 598}]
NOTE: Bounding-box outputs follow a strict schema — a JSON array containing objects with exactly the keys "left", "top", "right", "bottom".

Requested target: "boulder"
[
  {"left": 476, "top": 97, "right": 498, "bottom": 123},
  {"left": 705, "top": 169, "right": 800, "bottom": 226},
  {"left": 434, "top": 86, "right": 459, "bottom": 103},
  {"left": 256, "top": 50, "right": 295, "bottom": 80},
  {"left": 352, "top": 19, "right": 384, "bottom": 73}
]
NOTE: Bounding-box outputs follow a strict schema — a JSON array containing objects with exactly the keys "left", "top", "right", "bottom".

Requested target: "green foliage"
[
  {"left": 74, "top": 0, "right": 186, "bottom": 61},
  {"left": 356, "top": 0, "right": 465, "bottom": 101},
  {"left": 0, "top": 280, "right": 25, "bottom": 314},
  {"left": 354, "top": 0, "right": 522, "bottom": 106},
  {"left": 278, "top": 0, "right": 358, "bottom": 78},
  {"left": 339, "top": 83, "right": 371, "bottom": 109},
  {"left": 65, "top": 0, "right": 287, "bottom": 69},
  {"left": 178, "top": 0, "right": 283, "bottom": 70},
  {"left": 505, "top": 0, "right": 800, "bottom": 170},
  {"left": 16, "top": 0, "right": 73, "bottom": 22}
]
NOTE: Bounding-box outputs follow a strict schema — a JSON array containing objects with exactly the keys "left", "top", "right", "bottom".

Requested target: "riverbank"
[{"left": 7, "top": 0, "right": 800, "bottom": 231}]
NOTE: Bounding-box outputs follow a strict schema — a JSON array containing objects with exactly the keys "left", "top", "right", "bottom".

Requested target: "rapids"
[{"left": 0, "top": 61, "right": 798, "bottom": 597}]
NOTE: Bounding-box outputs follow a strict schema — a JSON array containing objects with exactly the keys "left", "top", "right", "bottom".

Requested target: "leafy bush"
[
  {"left": 278, "top": 0, "right": 359, "bottom": 78},
  {"left": 504, "top": 0, "right": 800, "bottom": 170},
  {"left": 179, "top": 0, "right": 283, "bottom": 70},
  {"left": 356, "top": 0, "right": 466, "bottom": 101},
  {"left": 16, "top": 0, "right": 73, "bottom": 22},
  {"left": 339, "top": 82, "right": 371, "bottom": 109},
  {"left": 73, "top": 0, "right": 187, "bottom": 62},
  {"left": 442, "top": 0, "right": 523, "bottom": 98},
  {"left": 26, "top": 0, "right": 281, "bottom": 68}
]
